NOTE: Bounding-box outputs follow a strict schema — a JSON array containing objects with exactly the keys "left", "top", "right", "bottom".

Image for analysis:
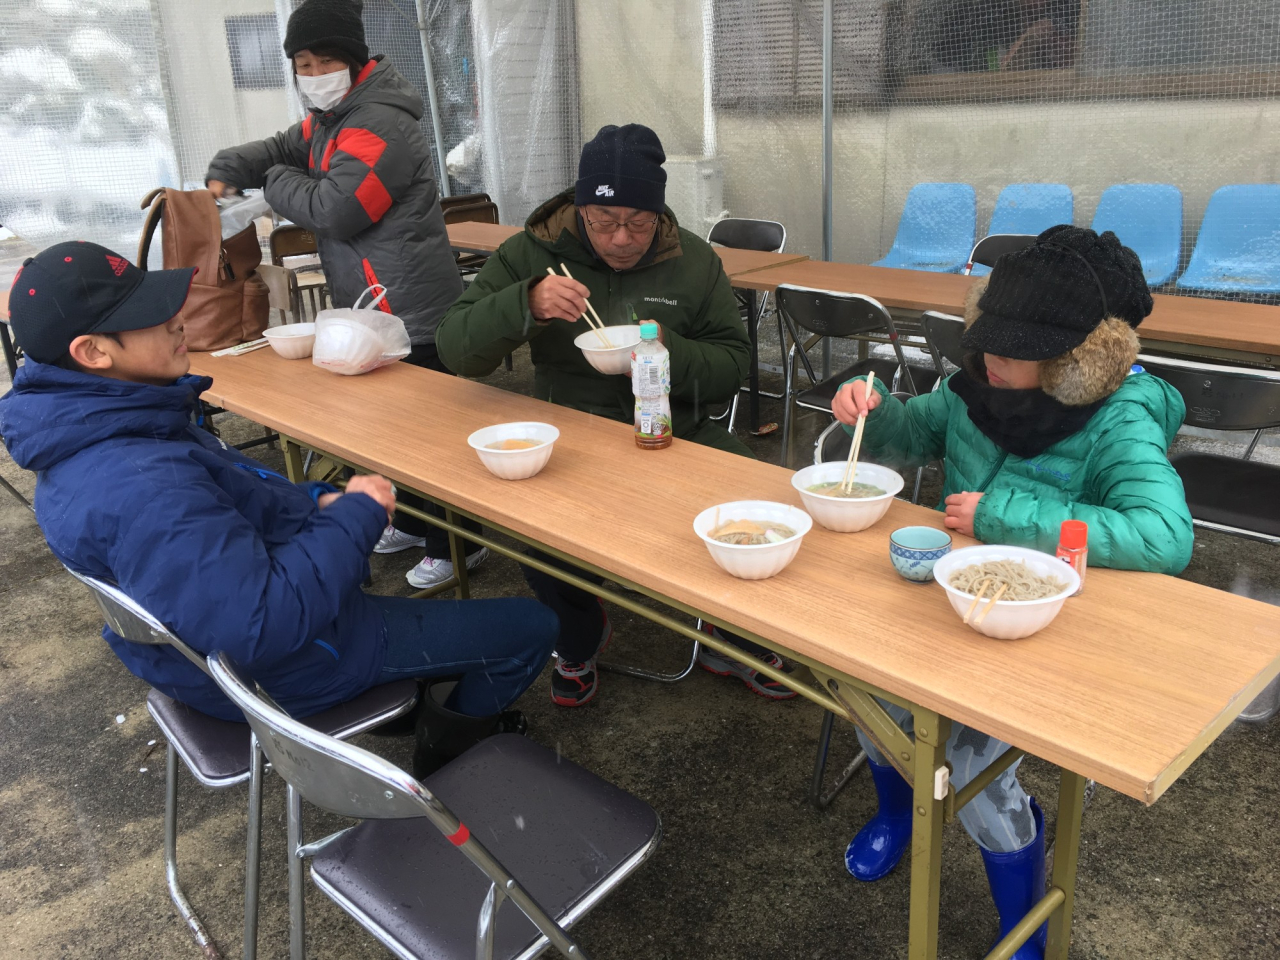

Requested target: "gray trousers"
[{"left": 856, "top": 699, "right": 1036, "bottom": 853}]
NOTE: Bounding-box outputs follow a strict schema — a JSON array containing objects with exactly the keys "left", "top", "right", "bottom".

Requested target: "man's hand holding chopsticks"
[{"left": 529, "top": 274, "right": 592, "bottom": 322}]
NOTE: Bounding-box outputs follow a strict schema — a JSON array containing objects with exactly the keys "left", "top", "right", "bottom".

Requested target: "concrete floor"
[{"left": 2, "top": 342, "right": 1280, "bottom": 960}]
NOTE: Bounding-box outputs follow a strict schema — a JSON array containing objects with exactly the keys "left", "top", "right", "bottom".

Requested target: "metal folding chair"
[
  {"left": 207, "top": 650, "right": 662, "bottom": 960},
  {"left": 968, "top": 184, "right": 1072, "bottom": 276},
  {"left": 963, "top": 233, "right": 1038, "bottom": 276},
  {"left": 776, "top": 284, "right": 923, "bottom": 467},
  {"left": 65, "top": 568, "right": 418, "bottom": 960},
  {"left": 707, "top": 217, "right": 787, "bottom": 435},
  {"left": 0, "top": 319, "right": 33, "bottom": 510}
]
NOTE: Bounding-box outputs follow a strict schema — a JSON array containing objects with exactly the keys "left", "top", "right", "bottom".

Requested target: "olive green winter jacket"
[
  {"left": 435, "top": 191, "right": 750, "bottom": 454},
  {"left": 849, "top": 372, "right": 1194, "bottom": 574}
]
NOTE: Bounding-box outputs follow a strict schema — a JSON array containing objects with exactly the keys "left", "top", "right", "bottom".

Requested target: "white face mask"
[{"left": 297, "top": 70, "right": 352, "bottom": 111}]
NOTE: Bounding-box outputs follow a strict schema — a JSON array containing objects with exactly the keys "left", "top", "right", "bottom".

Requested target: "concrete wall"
[{"left": 153, "top": 0, "right": 292, "bottom": 185}]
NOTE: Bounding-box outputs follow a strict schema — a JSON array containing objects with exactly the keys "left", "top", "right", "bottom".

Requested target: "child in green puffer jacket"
[{"left": 829, "top": 226, "right": 1193, "bottom": 960}]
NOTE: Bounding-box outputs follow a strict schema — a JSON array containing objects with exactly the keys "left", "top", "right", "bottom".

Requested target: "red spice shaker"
[{"left": 1056, "top": 520, "right": 1088, "bottom": 595}]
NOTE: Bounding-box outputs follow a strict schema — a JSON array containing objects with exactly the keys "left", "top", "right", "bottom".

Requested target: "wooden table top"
[
  {"left": 189, "top": 349, "right": 1280, "bottom": 805},
  {"left": 733, "top": 260, "right": 1280, "bottom": 360},
  {"left": 444, "top": 222, "right": 808, "bottom": 282}
]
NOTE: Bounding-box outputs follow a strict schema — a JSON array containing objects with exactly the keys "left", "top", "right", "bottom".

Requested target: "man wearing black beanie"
[{"left": 437, "top": 124, "right": 795, "bottom": 709}]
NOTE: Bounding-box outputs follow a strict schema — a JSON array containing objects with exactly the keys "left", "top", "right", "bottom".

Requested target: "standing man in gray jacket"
[{"left": 207, "top": 0, "right": 487, "bottom": 588}]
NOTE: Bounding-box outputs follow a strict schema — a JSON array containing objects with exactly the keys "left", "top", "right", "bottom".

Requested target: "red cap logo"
[{"left": 105, "top": 255, "right": 128, "bottom": 277}]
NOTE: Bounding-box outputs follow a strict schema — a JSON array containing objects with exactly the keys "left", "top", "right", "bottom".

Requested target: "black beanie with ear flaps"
[{"left": 960, "top": 226, "right": 1151, "bottom": 407}]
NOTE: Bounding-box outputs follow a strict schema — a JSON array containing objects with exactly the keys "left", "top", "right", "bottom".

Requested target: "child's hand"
[
  {"left": 343, "top": 474, "right": 397, "bottom": 521},
  {"left": 944, "top": 491, "right": 984, "bottom": 537},
  {"left": 832, "top": 379, "right": 882, "bottom": 425}
]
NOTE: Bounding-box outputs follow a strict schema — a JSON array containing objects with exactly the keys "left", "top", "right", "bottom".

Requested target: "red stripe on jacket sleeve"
[
  {"left": 334, "top": 128, "right": 392, "bottom": 222},
  {"left": 301, "top": 115, "right": 313, "bottom": 142},
  {"left": 320, "top": 139, "right": 338, "bottom": 172}
]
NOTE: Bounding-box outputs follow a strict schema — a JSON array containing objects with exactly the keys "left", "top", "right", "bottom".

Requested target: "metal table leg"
[
  {"left": 745, "top": 288, "right": 760, "bottom": 432},
  {"left": 908, "top": 707, "right": 950, "bottom": 960},
  {"left": 1046, "top": 770, "right": 1087, "bottom": 960}
]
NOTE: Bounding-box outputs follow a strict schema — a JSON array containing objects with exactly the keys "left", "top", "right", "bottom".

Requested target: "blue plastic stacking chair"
[
  {"left": 972, "top": 184, "right": 1074, "bottom": 275},
  {"left": 1091, "top": 184, "right": 1182, "bottom": 287},
  {"left": 1177, "top": 185, "right": 1280, "bottom": 295},
  {"left": 873, "top": 183, "right": 975, "bottom": 274}
]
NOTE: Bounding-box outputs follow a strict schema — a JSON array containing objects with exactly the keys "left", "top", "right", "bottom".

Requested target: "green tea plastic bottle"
[{"left": 631, "top": 320, "right": 672, "bottom": 449}]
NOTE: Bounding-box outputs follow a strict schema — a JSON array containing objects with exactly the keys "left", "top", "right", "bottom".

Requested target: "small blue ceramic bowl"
[{"left": 889, "top": 526, "right": 953, "bottom": 582}]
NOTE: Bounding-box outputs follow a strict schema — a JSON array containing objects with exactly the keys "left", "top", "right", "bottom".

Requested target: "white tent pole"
[
  {"left": 821, "top": 0, "right": 834, "bottom": 377},
  {"left": 413, "top": 0, "right": 452, "bottom": 197}
]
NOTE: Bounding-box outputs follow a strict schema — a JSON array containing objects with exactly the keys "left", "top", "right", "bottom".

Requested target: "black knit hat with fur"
[
  {"left": 962, "top": 225, "right": 1152, "bottom": 362},
  {"left": 284, "top": 0, "right": 368, "bottom": 64}
]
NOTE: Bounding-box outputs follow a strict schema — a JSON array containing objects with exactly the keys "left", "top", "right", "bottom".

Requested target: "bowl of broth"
[
  {"left": 932, "top": 545, "right": 1080, "bottom": 640},
  {"left": 790, "top": 461, "right": 903, "bottom": 533},
  {"left": 574, "top": 325, "right": 643, "bottom": 376},
  {"left": 264, "top": 323, "right": 315, "bottom": 359},
  {"left": 693, "top": 500, "right": 813, "bottom": 580},
  {"left": 467, "top": 422, "right": 560, "bottom": 480}
]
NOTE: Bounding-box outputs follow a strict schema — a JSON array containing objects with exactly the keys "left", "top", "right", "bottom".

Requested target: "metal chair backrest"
[
  {"left": 441, "top": 191, "right": 493, "bottom": 212},
  {"left": 775, "top": 284, "right": 894, "bottom": 340},
  {"left": 921, "top": 311, "right": 967, "bottom": 370},
  {"left": 1138, "top": 354, "right": 1280, "bottom": 436},
  {"left": 707, "top": 217, "right": 786, "bottom": 254},
  {"left": 1091, "top": 184, "right": 1183, "bottom": 287},
  {"left": 442, "top": 200, "right": 500, "bottom": 225},
  {"left": 1, "top": 318, "right": 21, "bottom": 382},
  {"left": 208, "top": 650, "right": 428, "bottom": 820},
  {"left": 64, "top": 567, "right": 210, "bottom": 675},
  {"left": 964, "top": 234, "right": 1037, "bottom": 274},
  {"left": 269, "top": 225, "right": 319, "bottom": 265}
]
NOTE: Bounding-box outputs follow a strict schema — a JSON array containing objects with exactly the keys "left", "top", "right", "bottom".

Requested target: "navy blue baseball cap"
[{"left": 7, "top": 241, "right": 196, "bottom": 364}]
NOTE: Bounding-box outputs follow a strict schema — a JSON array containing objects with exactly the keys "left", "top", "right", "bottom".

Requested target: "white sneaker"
[
  {"left": 374, "top": 525, "right": 427, "bottom": 554},
  {"left": 405, "top": 547, "right": 490, "bottom": 588}
]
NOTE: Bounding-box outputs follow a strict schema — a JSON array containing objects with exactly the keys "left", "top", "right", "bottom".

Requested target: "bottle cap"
[
  {"left": 1128, "top": 364, "right": 1145, "bottom": 376},
  {"left": 1060, "top": 519, "right": 1088, "bottom": 550},
  {"left": 639, "top": 321, "right": 659, "bottom": 340}
]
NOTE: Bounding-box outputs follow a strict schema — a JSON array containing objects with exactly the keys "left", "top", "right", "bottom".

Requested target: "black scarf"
[{"left": 948, "top": 355, "right": 1105, "bottom": 459}]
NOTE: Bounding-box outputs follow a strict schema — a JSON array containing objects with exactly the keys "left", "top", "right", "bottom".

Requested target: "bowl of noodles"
[
  {"left": 693, "top": 501, "right": 813, "bottom": 580},
  {"left": 933, "top": 545, "right": 1080, "bottom": 640},
  {"left": 575, "top": 325, "right": 643, "bottom": 375},
  {"left": 467, "top": 422, "right": 560, "bottom": 480},
  {"left": 791, "top": 461, "right": 904, "bottom": 533}
]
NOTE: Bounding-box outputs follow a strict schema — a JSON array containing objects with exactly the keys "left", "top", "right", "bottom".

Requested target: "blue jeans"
[{"left": 370, "top": 595, "right": 558, "bottom": 717}]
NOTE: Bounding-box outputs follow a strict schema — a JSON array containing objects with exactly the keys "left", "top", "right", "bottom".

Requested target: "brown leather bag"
[{"left": 137, "top": 188, "right": 270, "bottom": 352}]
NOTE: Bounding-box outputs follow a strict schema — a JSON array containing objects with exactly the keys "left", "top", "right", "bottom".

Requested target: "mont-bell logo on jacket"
[{"left": 595, "top": 185, "right": 615, "bottom": 197}]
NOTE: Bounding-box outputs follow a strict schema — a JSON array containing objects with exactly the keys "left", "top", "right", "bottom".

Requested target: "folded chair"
[
  {"left": 207, "top": 650, "right": 662, "bottom": 960},
  {"left": 707, "top": 216, "right": 787, "bottom": 435},
  {"left": 1137, "top": 355, "right": 1280, "bottom": 722},
  {"left": 776, "top": 284, "right": 924, "bottom": 467},
  {"left": 66, "top": 568, "right": 418, "bottom": 960}
]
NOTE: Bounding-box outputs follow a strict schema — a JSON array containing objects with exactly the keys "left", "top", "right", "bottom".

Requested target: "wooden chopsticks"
[
  {"left": 549, "top": 264, "right": 612, "bottom": 348},
  {"left": 840, "top": 371, "right": 875, "bottom": 494}
]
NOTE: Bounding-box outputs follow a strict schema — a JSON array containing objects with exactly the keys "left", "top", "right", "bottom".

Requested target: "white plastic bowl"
[
  {"left": 264, "top": 323, "right": 315, "bottom": 359},
  {"left": 467, "top": 422, "right": 560, "bottom": 480},
  {"left": 932, "top": 545, "right": 1081, "bottom": 640},
  {"left": 791, "top": 461, "right": 903, "bottom": 533},
  {"left": 575, "top": 325, "right": 643, "bottom": 376},
  {"left": 313, "top": 318, "right": 384, "bottom": 374},
  {"left": 693, "top": 500, "right": 813, "bottom": 580}
]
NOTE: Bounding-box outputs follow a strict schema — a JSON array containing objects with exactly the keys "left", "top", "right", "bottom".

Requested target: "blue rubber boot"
[
  {"left": 843, "top": 758, "right": 914, "bottom": 881},
  {"left": 979, "top": 798, "right": 1047, "bottom": 960}
]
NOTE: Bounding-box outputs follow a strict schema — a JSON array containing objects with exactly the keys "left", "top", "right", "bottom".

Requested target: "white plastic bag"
[
  {"left": 312, "top": 285, "right": 412, "bottom": 376},
  {"left": 217, "top": 194, "right": 272, "bottom": 239}
]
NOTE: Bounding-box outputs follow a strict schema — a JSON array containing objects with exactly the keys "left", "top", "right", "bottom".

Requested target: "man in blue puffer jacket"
[{"left": 0, "top": 242, "right": 558, "bottom": 777}]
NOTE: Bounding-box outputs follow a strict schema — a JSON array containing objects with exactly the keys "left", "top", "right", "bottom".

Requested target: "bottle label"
[{"left": 632, "top": 351, "right": 671, "bottom": 440}]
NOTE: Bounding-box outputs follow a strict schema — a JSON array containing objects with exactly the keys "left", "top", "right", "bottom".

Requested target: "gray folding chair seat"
[
  {"left": 207, "top": 652, "right": 661, "bottom": 960},
  {"left": 147, "top": 682, "right": 421, "bottom": 787},
  {"left": 311, "top": 734, "right": 660, "bottom": 960}
]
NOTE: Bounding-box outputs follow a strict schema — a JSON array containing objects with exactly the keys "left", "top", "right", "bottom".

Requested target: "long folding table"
[{"left": 189, "top": 348, "right": 1280, "bottom": 960}]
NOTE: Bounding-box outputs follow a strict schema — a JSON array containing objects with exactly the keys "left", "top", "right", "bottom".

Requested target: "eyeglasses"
[{"left": 584, "top": 216, "right": 659, "bottom": 237}]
